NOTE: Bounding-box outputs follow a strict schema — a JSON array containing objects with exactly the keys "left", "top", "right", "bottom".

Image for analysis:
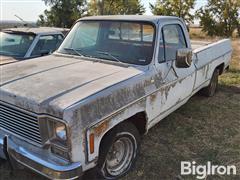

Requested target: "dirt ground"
[{"left": 0, "top": 32, "right": 239, "bottom": 180}]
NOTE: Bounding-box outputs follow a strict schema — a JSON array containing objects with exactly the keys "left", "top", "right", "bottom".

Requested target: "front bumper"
[{"left": 0, "top": 130, "right": 82, "bottom": 179}]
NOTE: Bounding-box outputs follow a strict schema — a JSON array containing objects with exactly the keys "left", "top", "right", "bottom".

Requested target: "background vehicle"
[
  {"left": 0, "top": 16, "right": 232, "bottom": 179},
  {"left": 0, "top": 27, "right": 68, "bottom": 65}
]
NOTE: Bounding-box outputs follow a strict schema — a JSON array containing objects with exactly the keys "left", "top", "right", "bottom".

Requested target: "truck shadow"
[{"left": 218, "top": 84, "right": 240, "bottom": 94}]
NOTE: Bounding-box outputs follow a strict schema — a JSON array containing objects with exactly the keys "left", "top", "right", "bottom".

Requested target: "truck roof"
[
  {"left": 80, "top": 15, "right": 181, "bottom": 24},
  {"left": 2, "top": 27, "right": 69, "bottom": 35}
]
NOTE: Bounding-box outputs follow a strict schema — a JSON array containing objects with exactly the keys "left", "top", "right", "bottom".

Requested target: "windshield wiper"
[
  {"left": 63, "top": 48, "right": 84, "bottom": 57},
  {"left": 96, "top": 51, "right": 124, "bottom": 64}
]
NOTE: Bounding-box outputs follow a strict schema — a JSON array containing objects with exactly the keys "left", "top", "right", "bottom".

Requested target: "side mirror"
[{"left": 176, "top": 48, "right": 192, "bottom": 68}]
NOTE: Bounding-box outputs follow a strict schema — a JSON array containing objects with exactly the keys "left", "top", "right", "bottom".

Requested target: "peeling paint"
[{"left": 94, "top": 119, "right": 110, "bottom": 137}]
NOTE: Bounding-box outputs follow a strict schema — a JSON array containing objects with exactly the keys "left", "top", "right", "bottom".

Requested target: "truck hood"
[
  {"left": 0, "top": 55, "right": 143, "bottom": 117},
  {"left": 0, "top": 55, "right": 18, "bottom": 65}
]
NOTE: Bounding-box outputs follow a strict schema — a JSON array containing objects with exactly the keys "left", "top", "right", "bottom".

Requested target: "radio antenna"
[{"left": 14, "top": 14, "right": 29, "bottom": 27}]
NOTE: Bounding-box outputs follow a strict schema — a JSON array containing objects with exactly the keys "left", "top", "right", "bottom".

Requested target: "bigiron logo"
[{"left": 181, "top": 161, "right": 237, "bottom": 179}]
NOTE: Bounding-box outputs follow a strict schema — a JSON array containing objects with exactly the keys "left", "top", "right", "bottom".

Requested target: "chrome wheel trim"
[{"left": 105, "top": 133, "right": 136, "bottom": 177}]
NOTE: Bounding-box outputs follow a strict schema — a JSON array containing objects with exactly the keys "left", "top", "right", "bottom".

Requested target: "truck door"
[{"left": 150, "top": 22, "right": 196, "bottom": 120}]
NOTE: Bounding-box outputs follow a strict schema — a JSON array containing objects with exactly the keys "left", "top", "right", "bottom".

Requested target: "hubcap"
[{"left": 105, "top": 137, "right": 134, "bottom": 176}]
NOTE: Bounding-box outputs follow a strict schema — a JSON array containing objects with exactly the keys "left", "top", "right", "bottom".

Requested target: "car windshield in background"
[
  {"left": 0, "top": 32, "right": 35, "bottom": 58},
  {"left": 58, "top": 21, "right": 155, "bottom": 65}
]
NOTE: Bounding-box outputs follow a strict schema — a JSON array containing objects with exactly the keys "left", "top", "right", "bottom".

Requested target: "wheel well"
[
  {"left": 216, "top": 63, "right": 225, "bottom": 75},
  {"left": 100, "top": 112, "right": 147, "bottom": 146},
  {"left": 98, "top": 112, "right": 147, "bottom": 160},
  {"left": 126, "top": 112, "right": 148, "bottom": 135}
]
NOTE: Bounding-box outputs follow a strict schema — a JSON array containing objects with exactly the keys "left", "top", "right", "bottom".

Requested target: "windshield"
[
  {"left": 0, "top": 32, "right": 35, "bottom": 58},
  {"left": 58, "top": 21, "right": 155, "bottom": 65}
]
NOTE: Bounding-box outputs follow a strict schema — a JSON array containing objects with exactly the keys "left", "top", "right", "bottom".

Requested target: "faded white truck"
[{"left": 0, "top": 16, "right": 232, "bottom": 179}]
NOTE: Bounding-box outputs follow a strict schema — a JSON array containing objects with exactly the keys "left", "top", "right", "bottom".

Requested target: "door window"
[{"left": 158, "top": 24, "right": 187, "bottom": 62}]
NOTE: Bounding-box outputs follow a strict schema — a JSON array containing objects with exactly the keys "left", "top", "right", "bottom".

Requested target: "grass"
[{"left": 0, "top": 29, "right": 240, "bottom": 180}]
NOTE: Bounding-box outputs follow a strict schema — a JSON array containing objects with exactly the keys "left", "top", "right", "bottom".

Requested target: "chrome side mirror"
[{"left": 176, "top": 48, "right": 192, "bottom": 68}]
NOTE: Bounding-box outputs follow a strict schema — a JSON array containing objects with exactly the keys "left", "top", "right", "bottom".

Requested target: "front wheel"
[
  {"left": 97, "top": 122, "right": 140, "bottom": 179},
  {"left": 200, "top": 69, "right": 219, "bottom": 97}
]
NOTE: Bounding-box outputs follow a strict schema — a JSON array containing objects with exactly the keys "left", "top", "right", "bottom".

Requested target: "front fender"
[{"left": 86, "top": 100, "right": 147, "bottom": 163}]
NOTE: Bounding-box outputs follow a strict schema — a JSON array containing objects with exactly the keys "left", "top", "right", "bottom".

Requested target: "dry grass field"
[{"left": 0, "top": 28, "right": 239, "bottom": 180}]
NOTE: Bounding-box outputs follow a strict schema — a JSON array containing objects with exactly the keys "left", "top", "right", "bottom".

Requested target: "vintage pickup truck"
[
  {"left": 0, "top": 27, "right": 68, "bottom": 65},
  {"left": 0, "top": 16, "right": 232, "bottom": 179}
]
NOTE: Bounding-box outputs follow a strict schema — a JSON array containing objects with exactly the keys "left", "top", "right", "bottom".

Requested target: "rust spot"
[
  {"left": 94, "top": 119, "right": 110, "bottom": 137},
  {"left": 149, "top": 93, "right": 157, "bottom": 103},
  {"left": 160, "top": 81, "right": 178, "bottom": 99},
  {"left": 78, "top": 78, "right": 146, "bottom": 126}
]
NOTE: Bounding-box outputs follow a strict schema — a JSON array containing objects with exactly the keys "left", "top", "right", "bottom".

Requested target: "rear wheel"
[
  {"left": 97, "top": 122, "right": 140, "bottom": 179},
  {"left": 201, "top": 69, "right": 219, "bottom": 97}
]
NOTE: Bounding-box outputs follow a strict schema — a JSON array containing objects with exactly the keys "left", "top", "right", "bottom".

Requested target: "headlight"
[{"left": 55, "top": 122, "right": 67, "bottom": 141}]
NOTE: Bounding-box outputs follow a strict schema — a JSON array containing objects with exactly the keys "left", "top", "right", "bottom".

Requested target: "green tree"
[
  {"left": 37, "top": 0, "right": 87, "bottom": 28},
  {"left": 237, "top": 9, "right": 240, "bottom": 37},
  {"left": 88, "top": 0, "right": 145, "bottom": 15},
  {"left": 150, "top": 0, "right": 196, "bottom": 23},
  {"left": 197, "top": 0, "right": 240, "bottom": 37},
  {"left": 238, "top": 20, "right": 240, "bottom": 37}
]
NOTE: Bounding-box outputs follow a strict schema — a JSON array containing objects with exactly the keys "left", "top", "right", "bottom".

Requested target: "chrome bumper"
[{"left": 0, "top": 130, "right": 82, "bottom": 179}]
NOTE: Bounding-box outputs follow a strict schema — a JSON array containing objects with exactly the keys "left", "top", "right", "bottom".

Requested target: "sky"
[{"left": 0, "top": 0, "right": 208, "bottom": 22}]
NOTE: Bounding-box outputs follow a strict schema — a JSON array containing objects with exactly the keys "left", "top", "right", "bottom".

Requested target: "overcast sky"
[{"left": 0, "top": 0, "right": 208, "bottom": 22}]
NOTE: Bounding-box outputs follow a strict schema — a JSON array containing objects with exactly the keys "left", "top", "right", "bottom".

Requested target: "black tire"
[
  {"left": 97, "top": 122, "right": 140, "bottom": 179},
  {"left": 201, "top": 69, "right": 219, "bottom": 97}
]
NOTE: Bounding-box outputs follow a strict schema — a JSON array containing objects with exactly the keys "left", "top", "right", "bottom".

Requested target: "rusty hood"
[
  {"left": 0, "top": 55, "right": 18, "bottom": 65},
  {"left": 0, "top": 54, "right": 143, "bottom": 118}
]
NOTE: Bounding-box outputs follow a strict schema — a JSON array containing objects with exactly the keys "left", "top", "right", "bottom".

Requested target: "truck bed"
[
  {"left": 191, "top": 38, "right": 232, "bottom": 92},
  {"left": 191, "top": 39, "right": 232, "bottom": 69},
  {"left": 191, "top": 40, "right": 213, "bottom": 50}
]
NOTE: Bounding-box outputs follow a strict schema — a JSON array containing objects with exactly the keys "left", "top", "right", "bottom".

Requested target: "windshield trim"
[{"left": 57, "top": 20, "right": 157, "bottom": 66}]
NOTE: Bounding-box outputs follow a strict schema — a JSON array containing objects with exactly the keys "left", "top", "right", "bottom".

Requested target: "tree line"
[{"left": 37, "top": 0, "right": 240, "bottom": 37}]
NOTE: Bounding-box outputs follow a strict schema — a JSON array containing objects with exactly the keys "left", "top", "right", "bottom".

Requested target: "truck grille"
[{"left": 0, "top": 103, "right": 42, "bottom": 145}]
